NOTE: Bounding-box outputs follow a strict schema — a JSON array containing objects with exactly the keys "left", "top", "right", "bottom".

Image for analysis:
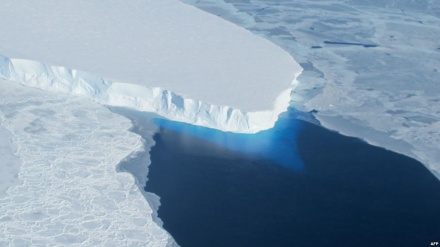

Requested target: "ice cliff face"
[{"left": 0, "top": 55, "right": 301, "bottom": 133}]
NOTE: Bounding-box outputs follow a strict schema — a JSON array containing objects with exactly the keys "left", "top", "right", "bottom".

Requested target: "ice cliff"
[{"left": 0, "top": 55, "right": 301, "bottom": 133}]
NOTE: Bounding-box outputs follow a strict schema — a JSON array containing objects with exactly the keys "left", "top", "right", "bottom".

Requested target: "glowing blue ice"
[{"left": 152, "top": 109, "right": 305, "bottom": 171}]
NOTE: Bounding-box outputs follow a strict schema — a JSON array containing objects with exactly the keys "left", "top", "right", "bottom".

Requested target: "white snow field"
[
  {"left": 182, "top": 0, "right": 440, "bottom": 179},
  {"left": 0, "top": 0, "right": 301, "bottom": 133},
  {"left": 0, "top": 79, "right": 176, "bottom": 246}
]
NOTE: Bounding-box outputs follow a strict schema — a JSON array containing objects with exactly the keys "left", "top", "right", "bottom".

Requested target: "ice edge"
[{"left": 0, "top": 54, "right": 302, "bottom": 133}]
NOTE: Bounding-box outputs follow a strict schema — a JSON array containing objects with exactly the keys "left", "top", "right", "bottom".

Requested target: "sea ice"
[{"left": 0, "top": 79, "right": 177, "bottom": 246}]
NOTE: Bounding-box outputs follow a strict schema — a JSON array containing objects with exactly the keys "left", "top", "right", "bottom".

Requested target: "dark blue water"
[{"left": 144, "top": 110, "right": 440, "bottom": 247}]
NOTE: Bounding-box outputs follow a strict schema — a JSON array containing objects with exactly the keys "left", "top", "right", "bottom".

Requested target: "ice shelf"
[{"left": 0, "top": 0, "right": 301, "bottom": 133}]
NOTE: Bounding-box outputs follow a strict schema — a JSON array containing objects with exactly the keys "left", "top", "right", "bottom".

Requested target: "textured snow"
[
  {"left": 0, "top": 0, "right": 301, "bottom": 132},
  {"left": 182, "top": 0, "right": 440, "bottom": 178},
  {"left": 0, "top": 79, "right": 176, "bottom": 246},
  {"left": 0, "top": 127, "right": 21, "bottom": 197}
]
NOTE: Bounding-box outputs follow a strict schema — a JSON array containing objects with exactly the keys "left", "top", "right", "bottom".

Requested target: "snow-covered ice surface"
[
  {"left": 0, "top": 0, "right": 301, "bottom": 133},
  {"left": 181, "top": 0, "right": 440, "bottom": 179},
  {"left": 0, "top": 79, "right": 176, "bottom": 246},
  {"left": 0, "top": 127, "right": 21, "bottom": 198}
]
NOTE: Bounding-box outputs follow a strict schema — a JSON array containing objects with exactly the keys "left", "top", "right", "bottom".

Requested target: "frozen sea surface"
[
  {"left": 181, "top": 0, "right": 440, "bottom": 178},
  {"left": 0, "top": 79, "right": 176, "bottom": 246}
]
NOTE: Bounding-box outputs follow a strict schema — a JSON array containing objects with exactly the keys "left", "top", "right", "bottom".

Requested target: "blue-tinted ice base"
[{"left": 152, "top": 110, "right": 305, "bottom": 171}]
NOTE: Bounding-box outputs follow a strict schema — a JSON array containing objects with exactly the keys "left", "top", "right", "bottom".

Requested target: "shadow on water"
[{"left": 144, "top": 108, "right": 440, "bottom": 247}]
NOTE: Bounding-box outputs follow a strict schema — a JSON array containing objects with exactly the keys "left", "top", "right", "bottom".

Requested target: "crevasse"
[{"left": 0, "top": 54, "right": 301, "bottom": 133}]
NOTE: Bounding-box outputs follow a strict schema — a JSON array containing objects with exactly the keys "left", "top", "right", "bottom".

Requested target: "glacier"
[{"left": 0, "top": 0, "right": 301, "bottom": 133}]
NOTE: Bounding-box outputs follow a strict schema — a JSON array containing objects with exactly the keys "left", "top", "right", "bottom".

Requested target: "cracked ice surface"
[
  {"left": 182, "top": 0, "right": 440, "bottom": 179},
  {"left": 0, "top": 79, "right": 176, "bottom": 246}
]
